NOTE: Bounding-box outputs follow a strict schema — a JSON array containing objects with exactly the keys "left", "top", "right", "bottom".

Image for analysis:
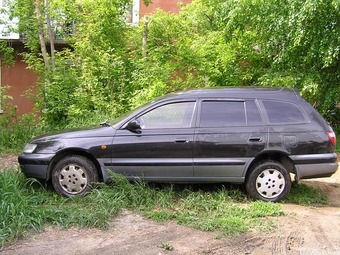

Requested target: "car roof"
[{"left": 159, "top": 87, "right": 301, "bottom": 101}]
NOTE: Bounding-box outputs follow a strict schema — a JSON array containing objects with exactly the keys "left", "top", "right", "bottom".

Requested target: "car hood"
[{"left": 30, "top": 125, "right": 117, "bottom": 143}]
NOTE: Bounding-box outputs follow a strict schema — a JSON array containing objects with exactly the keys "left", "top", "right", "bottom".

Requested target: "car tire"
[
  {"left": 246, "top": 161, "right": 291, "bottom": 202},
  {"left": 52, "top": 155, "right": 98, "bottom": 198}
]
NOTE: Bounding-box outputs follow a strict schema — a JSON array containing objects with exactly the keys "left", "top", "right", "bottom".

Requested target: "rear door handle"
[
  {"left": 249, "top": 137, "right": 263, "bottom": 142},
  {"left": 175, "top": 139, "right": 189, "bottom": 143}
]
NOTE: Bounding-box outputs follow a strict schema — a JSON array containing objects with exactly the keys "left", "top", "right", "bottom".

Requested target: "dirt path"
[{"left": 1, "top": 155, "right": 340, "bottom": 255}]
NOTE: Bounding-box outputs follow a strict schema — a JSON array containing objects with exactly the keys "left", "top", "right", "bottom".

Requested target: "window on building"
[{"left": 126, "top": 0, "right": 140, "bottom": 24}]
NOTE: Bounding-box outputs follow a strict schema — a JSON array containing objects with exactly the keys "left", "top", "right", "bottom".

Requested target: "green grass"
[
  {"left": 0, "top": 167, "right": 330, "bottom": 249},
  {"left": 284, "top": 182, "right": 328, "bottom": 205}
]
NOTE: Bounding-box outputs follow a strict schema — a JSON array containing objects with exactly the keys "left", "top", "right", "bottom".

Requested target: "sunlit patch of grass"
[
  {"left": 284, "top": 182, "right": 328, "bottom": 205},
  {"left": 144, "top": 187, "right": 283, "bottom": 236}
]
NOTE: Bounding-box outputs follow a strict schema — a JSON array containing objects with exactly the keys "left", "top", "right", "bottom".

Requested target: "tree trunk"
[
  {"left": 142, "top": 15, "right": 149, "bottom": 58},
  {"left": 34, "top": 0, "right": 49, "bottom": 68},
  {"left": 45, "top": 0, "right": 55, "bottom": 70}
]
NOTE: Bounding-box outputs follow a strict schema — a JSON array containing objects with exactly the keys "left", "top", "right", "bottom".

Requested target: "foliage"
[
  {"left": 222, "top": 0, "right": 340, "bottom": 123},
  {"left": 3, "top": 0, "right": 340, "bottom": 129},
  {"left": 0, "top": 40, "right": 14, "bottom": 66},
  {"left": 0, "top": 85, "right": 13, "bottom": 113},
  {"left": 7, "top": 0, "right": 134, "bottom": 125},
  {"left": 130, "top": 0, "right": 339, "bottom": 125},
  {"left": 0, "top": 113, "right": 39, "bottom": 152},
  {"left": 0, "top": 86, "right": 40, "bottom": 153}
]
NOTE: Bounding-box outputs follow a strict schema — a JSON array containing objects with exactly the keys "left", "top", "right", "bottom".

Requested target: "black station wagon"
[{"left": 18, "top": 88, "right": 338, "bottom": 202}]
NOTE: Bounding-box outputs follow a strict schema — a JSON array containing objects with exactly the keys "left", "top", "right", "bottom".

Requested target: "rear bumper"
[
  {"left": 295, "top": 163, "right": 338, "bottom": 180},
  {"left": 18, "top": 153, "right": 55, "bottom": 180},
  {"left": 291, "top": 153, "right": 338, "bottom": 180}
]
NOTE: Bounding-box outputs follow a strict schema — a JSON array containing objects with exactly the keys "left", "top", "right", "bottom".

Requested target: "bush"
[{"left": 0, "top": 114, "right": 41, "bottom": 153}]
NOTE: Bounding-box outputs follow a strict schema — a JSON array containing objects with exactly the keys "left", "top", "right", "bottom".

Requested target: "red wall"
[
  {"left": 2, "top": 57, "right": 37, "bottom": 116},
  {"left": 140, "top": 0, "right": 192, "bottom": 16}
]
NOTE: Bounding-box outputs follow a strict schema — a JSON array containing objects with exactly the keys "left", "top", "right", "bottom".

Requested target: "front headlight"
[{"left": 23, "top": 143, "right": 37, "bottom": 153}]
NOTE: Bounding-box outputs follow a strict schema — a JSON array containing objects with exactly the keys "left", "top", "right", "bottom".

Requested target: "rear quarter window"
[{"left": 261, "top": 100, "right": 307, "bottom": 124}]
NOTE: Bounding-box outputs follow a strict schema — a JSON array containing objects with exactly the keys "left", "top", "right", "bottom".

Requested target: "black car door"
[{"left": 111, "top": 100, "right": 197, "bottom": 181}]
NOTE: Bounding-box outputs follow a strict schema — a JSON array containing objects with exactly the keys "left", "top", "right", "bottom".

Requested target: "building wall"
[
  {"left": 1, "top": 56, "right": 37, "bottom": 116},
  {"left": 140, "top": 0, "right": 192, "bottom": 16}
]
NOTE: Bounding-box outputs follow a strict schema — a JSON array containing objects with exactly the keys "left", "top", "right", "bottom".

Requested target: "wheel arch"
[
  {"left": 245, "top": 151, "right": 295, "bottom": 181},
  {"left": 46, "top": 149, "right": 103, "bottom": 182}
]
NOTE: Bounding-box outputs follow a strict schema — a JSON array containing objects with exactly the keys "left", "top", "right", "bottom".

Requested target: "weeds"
[{"left": 160, "top": 242, "right": 173, "bottom": 251}]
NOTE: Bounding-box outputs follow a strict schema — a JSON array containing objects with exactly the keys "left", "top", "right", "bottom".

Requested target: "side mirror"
[{"left": 126, "top": 119, "right": 142, "bottom": 133}]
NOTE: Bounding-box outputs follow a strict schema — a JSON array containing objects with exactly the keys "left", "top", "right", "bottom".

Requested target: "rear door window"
[
  {"left": 199, "top": 100, "right": 246, "bottom": 127},
  {"left": 246, "top": 100, "right": 263, "bottom": 125},
  {"left": 199, "top": 100, "right": 263, "bottom": 127}
]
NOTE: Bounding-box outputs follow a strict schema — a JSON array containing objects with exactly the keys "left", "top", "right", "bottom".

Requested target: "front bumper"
[{"left": 18, "top": 153, "right": 55, "bottom": 180}]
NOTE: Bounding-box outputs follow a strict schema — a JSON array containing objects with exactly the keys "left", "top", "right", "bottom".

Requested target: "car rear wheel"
[
  {"left": 52, "top": 156, "right": 98, "bottom": 198},
  {"left": 246, "top": 161, "right": 291, "bottom": 202}
]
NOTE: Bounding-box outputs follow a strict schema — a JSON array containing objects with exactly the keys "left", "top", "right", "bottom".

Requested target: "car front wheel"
[
  {"left": 52, "top": 156, "right": 98, "bottom": 198},
  {"left": 246, "top": 161, "right": 291, "bottom": 202}
]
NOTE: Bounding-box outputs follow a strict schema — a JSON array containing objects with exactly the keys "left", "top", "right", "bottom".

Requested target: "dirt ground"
[{"left": 1, "top": 154, "right": 340, "bottom": 255}]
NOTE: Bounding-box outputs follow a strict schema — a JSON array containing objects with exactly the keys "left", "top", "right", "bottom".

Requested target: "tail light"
[{"left": 327, "top": 131, "right": 337, "bottom": 145}]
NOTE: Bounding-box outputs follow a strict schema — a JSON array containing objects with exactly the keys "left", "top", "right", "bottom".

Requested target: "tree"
[
  {"left": 8, "top": 0, "right": 137, "bottom": 124},
  {"left": 130, "top": 0, "right": 339, "bottom": 129},
  {"left": 222, "top": 0, "right": 340, "bottom": 125},
  {"left": 5, "top": 0, "right": 340, "bottom": 131},
  {"left": 127, "top": 0, "right": 271, "bottom": 107}
]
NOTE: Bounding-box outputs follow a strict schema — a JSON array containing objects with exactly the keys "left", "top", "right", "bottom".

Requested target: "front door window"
[{"left": 138, "top": 101, "right": 195, "bottom": 129}]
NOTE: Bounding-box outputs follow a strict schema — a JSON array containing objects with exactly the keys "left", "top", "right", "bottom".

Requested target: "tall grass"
[
  {"left": 0, "top": 169, "right": 45, "bottom": 246},
  {"left": 0, "top": 166, "right": 329, "bottom": 249}
]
